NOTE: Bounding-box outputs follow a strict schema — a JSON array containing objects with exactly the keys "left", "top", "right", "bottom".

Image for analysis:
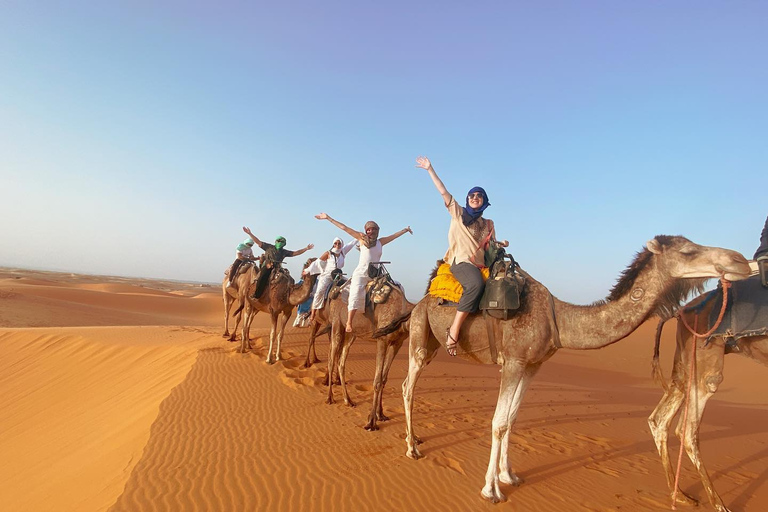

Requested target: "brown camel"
[
  {"left": 324, "top": 276, "right": 415, "bottom": 431},
  {"left": 648, "top": 276, "right": 767, "bottom": 512},
  {"left": 221, "top": 261, "right": 258, "bottom": 340},
  {"left": 396, "top": 235, "right": 750, "bottom": 503},
  {"left": 238, "top": 260, "right": 318, "bottom": 364}
]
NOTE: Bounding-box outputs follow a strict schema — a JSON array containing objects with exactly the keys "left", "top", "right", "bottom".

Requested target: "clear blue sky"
[{"left": 1, "top": 1, "right": 765, "bottom": 303}]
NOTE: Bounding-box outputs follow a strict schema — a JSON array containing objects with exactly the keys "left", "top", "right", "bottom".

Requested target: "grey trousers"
[{"left": 450, "top": 261, "right": 485, "bottom": 313}]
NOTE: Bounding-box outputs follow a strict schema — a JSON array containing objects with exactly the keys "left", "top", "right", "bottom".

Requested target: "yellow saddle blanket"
[{"left": 428, "top": 263, "right": 490, "bottom": 303}]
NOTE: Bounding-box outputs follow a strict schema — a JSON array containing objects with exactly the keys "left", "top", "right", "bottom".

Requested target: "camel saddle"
[{"left": 704, "top": 275, "right": 768, "bottom": 344}]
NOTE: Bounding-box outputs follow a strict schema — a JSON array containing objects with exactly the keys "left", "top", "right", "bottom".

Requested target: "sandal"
[{"left": 445, "top": 329, "right": 458, "bottom": 357}]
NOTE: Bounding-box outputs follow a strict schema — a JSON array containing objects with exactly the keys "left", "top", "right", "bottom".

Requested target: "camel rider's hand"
[
  {"left": 306, "top": 244, "right": 314, "bottom": 250},
  {"left": 405, "top": 226, "right": 413, "bottom": 235},
  {"left": 315, "top": 213, "right": 328, "bottom": 220},
  {"left": 415, "top": 156, "right": 432, "bottom": 171},
  {"left": 500, "top": 240, "right": 509, "bottom": 248},
  {"left": 243, "top": 226, "right": 252, "bottom": 235}
]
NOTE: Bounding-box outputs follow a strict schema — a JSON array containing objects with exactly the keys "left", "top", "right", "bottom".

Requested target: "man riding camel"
[{"left": 243, "top": 226, "right": 314, "bottom": 299}]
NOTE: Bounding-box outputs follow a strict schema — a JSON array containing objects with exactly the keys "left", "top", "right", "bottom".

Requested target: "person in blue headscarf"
[
  {"left": 243, "top": 226, "right": 314, "bottom": 299},
  {"left": 416, "top": 155, "right": 509, "bottom": 356}
]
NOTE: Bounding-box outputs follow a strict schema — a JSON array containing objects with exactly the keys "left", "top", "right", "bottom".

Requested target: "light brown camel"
[
  {"left": 648, "top": 279, "right": 767, "bottom": 512},
  {"left": 238, "top": 260, "right": 318, "bottom": 364},
  {"left": 324, "top": 276, "right": 415, "bottom": 431},
  {"left": 394, "top": 235, "right": 750, "bottom": 504},
  {"left": 221, "top": 261, "right": 258, "bottom": 340}
]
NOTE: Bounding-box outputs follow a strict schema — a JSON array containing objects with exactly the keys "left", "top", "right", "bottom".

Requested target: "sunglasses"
[{"left": 468, "top": 192, "right": 484, "bottom": 199}]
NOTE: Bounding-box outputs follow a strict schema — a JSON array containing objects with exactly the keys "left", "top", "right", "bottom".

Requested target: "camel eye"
[{"left": 679, "top": 246, "right": 698, "bottom": 256}]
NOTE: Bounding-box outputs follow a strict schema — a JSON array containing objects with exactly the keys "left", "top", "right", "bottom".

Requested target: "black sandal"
[{"left": 445, "top": 329, "right": 458, "bottom": 357}]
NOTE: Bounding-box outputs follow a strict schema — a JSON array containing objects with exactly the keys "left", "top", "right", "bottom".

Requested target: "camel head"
[{"left": 646, "top": 235, "right": 751, "bottom": 282}]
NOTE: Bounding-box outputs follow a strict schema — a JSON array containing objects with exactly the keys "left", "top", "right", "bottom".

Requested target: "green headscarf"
[{"left": 275, "top": 236, "right": 286, "bottom": 251}]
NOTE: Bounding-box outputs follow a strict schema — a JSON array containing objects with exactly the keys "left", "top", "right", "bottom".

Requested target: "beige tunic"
[{"left": 444, "top": 197, "right": 495, "bottom": 267}]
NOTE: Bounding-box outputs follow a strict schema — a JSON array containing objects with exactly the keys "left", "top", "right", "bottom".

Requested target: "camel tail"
[
  {"left": 372, "top": 311, "right": 412, "bottom": 339},
  {"left": 233, "top": 302, "right": 244, "bottom": 317},
  {"left": 651, "top": 317, "right": 669, "bottom": 392}
]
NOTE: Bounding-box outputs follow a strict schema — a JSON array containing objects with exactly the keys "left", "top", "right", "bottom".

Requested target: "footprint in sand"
[{"left": 430, "top": 451, "right": 466, "bottom": 475}]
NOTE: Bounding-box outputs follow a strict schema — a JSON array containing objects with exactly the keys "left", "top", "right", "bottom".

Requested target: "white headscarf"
[{"left": 330, "top": 237, "right": 343, "bottom": 255}]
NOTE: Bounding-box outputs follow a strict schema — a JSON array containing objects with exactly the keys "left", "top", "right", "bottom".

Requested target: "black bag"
[
  {"left": 759, "top": 256, "right": 768, "bottom": 288},
  {"left": 479, "top": 255, "right": 522, "bottom": 320},
  {"left": 368, "top": 263, "right": 384, "bottom": 279}
]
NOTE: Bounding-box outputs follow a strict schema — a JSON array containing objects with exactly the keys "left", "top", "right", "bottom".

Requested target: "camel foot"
[
  {"left": 377, "top": 413, "right": 390, "bottom": 422},
  {"left": 500, "top": 472, "right": 524, "bottom": 487},
  {"left": 326, "top": 396, "right": 335, "bottom": 405},
  {"left": 364, "top": 420, "right": 379, "bottom": 432},
  {"left": 672, "top": 490, "right": 699, "bottom": 508},
  {"left": 311, "top": 356, "right": 320, "bottom": 364},
  {"left": 480, "top": 486, "right": 507, "bottom": 504},
  {"left": 236, "top": 347, "right": 247, "bottom": 354},
  {"left": 344, "top": 399, "right": 356, "bottom": 408},
  {"left": 406, "top": 445, "right": 423, "bottom": 460},
  {"left": 222, "top": 332, "right": 229, "bottom": 338},
  {"left": 414, "top": 435, "right": 424, "bottom": 445}
]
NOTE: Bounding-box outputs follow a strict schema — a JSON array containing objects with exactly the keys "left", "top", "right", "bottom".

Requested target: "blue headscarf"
[{"left": 462, "top": 186, "right": 490, "bottom": 226}]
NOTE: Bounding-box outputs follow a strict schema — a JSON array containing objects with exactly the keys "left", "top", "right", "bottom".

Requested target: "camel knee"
[{"left": 704, "top": 373, "right": 723, "bottom": 393}]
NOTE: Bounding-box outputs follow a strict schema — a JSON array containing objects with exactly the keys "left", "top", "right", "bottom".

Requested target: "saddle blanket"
[
  {"left": 706, "top": 275, "right": 768, "bottom": 342},
  {"left": 428, "top": 263, "right": 490, "bottom": 303}
]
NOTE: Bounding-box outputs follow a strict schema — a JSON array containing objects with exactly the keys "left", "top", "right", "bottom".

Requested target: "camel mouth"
[{"left": 717, "top": 263, "right": 752, "bottom": 282}]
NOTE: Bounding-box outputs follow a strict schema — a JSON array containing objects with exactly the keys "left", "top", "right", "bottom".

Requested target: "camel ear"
[{"left": 646, "top": 238, "right": 662, "bottom": 254}]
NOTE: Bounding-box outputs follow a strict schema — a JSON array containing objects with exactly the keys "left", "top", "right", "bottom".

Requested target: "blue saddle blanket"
[{"left": 706, "top": 276, "right": 768, "bottom": 342}]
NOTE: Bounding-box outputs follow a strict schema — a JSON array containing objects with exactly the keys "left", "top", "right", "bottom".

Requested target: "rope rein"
[{"left": 670, "top": 278, "right": 731, "bottom": 510}]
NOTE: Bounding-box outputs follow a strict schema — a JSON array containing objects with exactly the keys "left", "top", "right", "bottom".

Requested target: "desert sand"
[{"left": 1, "top": 267, "right": 766, "bottom": 512}]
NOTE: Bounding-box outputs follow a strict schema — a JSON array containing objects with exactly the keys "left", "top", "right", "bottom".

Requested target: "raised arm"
[
  {"left": 416, "top": 156, "right": 452, "bottom": 207},
  {"left": 290, "top": 243, "right": 315, "bottom": 257},
  {"left": 315, "top": 213, "right": 364, "bottom": 240},
  {"left": 379, "top": 226, "right": 413, "bottom": 246},
  {"left": 242, "top": 226, "right": 263, "bottom": 247}
]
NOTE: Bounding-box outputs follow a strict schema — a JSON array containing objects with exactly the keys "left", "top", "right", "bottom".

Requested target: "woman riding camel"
[
  {"left": 315, "top": 213, "right": 412, "bottom": 332},
  {"left": 303, "top": 236, "right": 357, "bottom": 323},
  {"left": 415, "top": 155, "right": 508, "bottom": 356}
]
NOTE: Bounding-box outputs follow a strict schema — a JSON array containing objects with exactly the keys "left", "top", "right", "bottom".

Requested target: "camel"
[
  {"left": 324, "top": 276, "right": 415, "bottom": 431},
  {"left": 238, "top": 260, "right": 318, "bottom": 364},
  {"left": 648, "top": 277, "right": 767, "bottom": 512},
  {"left": 393, "top": 235, "right": 750, "bottom": 504},
  {"left": 221, "top": 261, "right": 258, "bottom": 340}
]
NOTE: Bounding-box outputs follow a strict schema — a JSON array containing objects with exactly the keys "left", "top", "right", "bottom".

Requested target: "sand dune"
[{"left": 1, "top": 268, "right": 766, "bottom": 511}]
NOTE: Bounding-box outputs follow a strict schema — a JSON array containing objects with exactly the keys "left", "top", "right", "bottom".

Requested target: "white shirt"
[{"left": 352, "top": 240, "right": 383, "bottom": 277}]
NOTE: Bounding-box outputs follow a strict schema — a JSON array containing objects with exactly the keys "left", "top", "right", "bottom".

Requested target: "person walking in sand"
[
  {"left": 243, "top": 226, "right": 314, "bottom": 299},
  {"left": 315, "top": 213, "right": 412, "bottom": 332},
  {"left": 415, "top": 155, "right": 508, "bottom": 356},
  {"left": 303, "top": 236, "right": 357, "bottom": 323}
]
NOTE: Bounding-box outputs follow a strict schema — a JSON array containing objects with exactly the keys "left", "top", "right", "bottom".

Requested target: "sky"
[{"left": 1, "top": 1, "right": 766, "bottom": 304}]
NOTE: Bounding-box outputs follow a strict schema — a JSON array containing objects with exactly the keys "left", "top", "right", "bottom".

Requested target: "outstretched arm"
[
  {"left": 380, "top": 226, "right": 413, "bottom": 246},
  {"left": 242, "top": 226, "right": 263, "bottom": 247},
  {"left": 315, "top": 213, "right": 364, "bottom": 240},
  {"left": 290, "top": 243, "right": 315, "bottom": 257},
  {"left": 416, "top": 156, "right": 452, "bottom": 207}
]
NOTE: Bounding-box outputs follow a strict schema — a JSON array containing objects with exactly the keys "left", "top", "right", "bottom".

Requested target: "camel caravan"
[{"left": 221, "top": 158, "right": 767, "bottom": 511}]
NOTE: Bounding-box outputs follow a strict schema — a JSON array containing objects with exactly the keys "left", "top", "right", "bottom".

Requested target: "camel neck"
[{"left": 553, "top": 266, "right": 664, "bottom": 350}]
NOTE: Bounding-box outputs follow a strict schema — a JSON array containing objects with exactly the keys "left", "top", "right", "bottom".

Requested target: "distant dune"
[{"left": 1, "top": 267, "right": 765, "bottom": 511}]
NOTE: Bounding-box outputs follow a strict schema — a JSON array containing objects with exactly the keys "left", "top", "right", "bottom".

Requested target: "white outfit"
[
  {"left": 309, "top": 240, "right": 356, "bottom": 310},
  {"left": 348, "top": 240, "right": 383, "bottom": 312},
  {"left": 236, "top": 246, "right": 254, "bottom": 260}
]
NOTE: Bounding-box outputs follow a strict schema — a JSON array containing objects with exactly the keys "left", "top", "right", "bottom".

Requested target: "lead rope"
[{"left": 670, "top": 278, "right": 731, "bottom": 509}]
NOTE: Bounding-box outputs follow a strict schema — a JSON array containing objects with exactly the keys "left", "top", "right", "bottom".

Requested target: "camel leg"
[
  {"left": 648, "top": 333, "right": 700, "bottom": 508},
  {"left": 338, "top": 333, "right": 356, "bottom": 407},
  {"left": 679, "top": 340, "right": 730, "bottom": 512},
  {"left": 266, "top": 312, "right": 279, "bottom": 364},
  {"left": 481, "top": 360, "right": 526, "bottom": 503},
  {"left": 223, "top": 292, "right": 232, "bottom": 338},
  {"left": 273, "top": 311, "right": 290, "bottom": 362},
  {"left": 364, "top": 338, "right": 389, "bottom": 431},
  {"left": 376, "top": 337, "right": 404, "bottom": 423},
  {"left": 402, "top": 310, "right": 439, "bottom": 460},
  {"left": 498, "top": 363, "right": 538, "bottom": 487},
  {"left": 240, "top": 305, "right": 255, "bottom": 354},
  {"left": 302, "top": 321, "right": 321, "bottom": 368},
  {"left": 326, "top": 323, "right": 343, "bottom": 405}
]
